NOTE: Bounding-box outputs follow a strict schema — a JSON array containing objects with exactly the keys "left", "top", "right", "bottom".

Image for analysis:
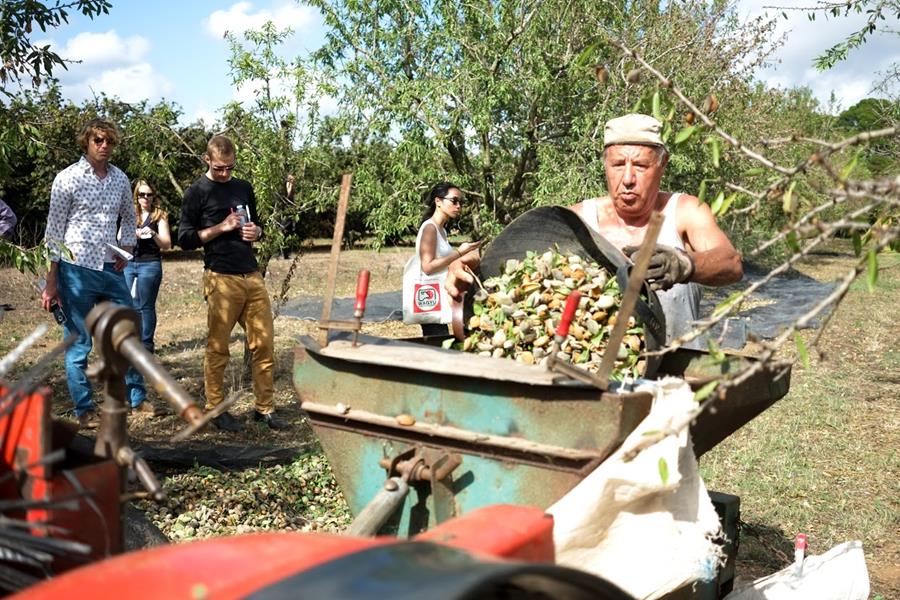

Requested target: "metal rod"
[
  {"left": 117, "top": 336, "right": 203, "bottom": 425},
  {"left": 301, "top": 400, "right": 605, "bottom": 461},
  {"left": 347, "top": 477, "right": 409, "bottom": 537},
  {"left": 595, "top": 211, "right": 664, "bottom": 389},
  {"left": 319, "top": 173, "right": 353, "bottom": 347},
  {"left": 0, "top": 324, "right": 48, "bottom": 379}
]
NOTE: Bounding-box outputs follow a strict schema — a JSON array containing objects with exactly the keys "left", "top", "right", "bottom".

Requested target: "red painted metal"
[
  {"left": 0, "top": 385, "right": 122, "bottom": 571},
  {"left": 13, "top": 533, "right": 387, "bottom": 600},
  {"left": 417, "top": 504, "right": 555, "bottom": 562},
  {"left": 11, "top": 505, "right": 555, "bottom": 599},
  {"left": 354, "top": 269, "right": 370, "bottom": 316}
]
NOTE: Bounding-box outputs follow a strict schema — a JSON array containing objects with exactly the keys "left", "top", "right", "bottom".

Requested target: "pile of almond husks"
[{"left": 445, "top": 249, "right": 646, "bottom": 380}]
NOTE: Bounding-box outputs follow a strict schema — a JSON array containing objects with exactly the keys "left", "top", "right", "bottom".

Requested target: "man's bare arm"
[{"left": 678, "top": 195, "right": 743, "bottom": 286}]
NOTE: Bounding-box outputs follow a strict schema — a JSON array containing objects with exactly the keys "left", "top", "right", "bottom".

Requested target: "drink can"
[{"left": 235, "top": 205, "right": 250, "bottom": 226}]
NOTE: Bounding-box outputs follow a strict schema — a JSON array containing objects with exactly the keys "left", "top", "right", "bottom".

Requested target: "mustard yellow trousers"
[{"left": 202, "top": 270, "right": 274, "bottom": 413}]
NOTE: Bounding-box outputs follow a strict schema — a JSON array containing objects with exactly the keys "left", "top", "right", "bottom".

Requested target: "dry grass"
[
  {"left": 700, "top": 244, "right": 900, "bottom": 597},
  {"left": 1, "top": 241, "right": 897, "bottom": 596}
]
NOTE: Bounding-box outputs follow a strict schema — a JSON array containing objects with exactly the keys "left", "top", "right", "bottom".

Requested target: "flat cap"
[{"left": 604, "top": 113, "right": 665, "bottom": 149}]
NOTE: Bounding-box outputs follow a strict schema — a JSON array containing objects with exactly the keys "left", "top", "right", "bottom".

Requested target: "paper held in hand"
[{"left": 105, "top": 243, "right": 133, "bottom": 261}]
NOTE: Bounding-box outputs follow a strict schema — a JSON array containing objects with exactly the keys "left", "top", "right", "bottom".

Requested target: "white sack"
[
  {"left": 548, "top": 377, "right": 724, "bottom": 600},
  {"left": 724, "top": 540, "right": 869, "bottom": 600}
]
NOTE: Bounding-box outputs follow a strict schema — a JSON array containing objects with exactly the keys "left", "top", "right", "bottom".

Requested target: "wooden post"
[{"left": 319, "top": 173, "right": 353, "bottom": 346}]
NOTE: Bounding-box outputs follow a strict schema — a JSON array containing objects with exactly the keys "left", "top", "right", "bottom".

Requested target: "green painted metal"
[{"left": 292, "top": 333, "right": 791, "bottom": 537}]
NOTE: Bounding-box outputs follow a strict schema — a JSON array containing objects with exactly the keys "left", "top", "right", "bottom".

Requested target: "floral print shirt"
[{"left": 44, "top": 156, "right": 136, "bottom": 271}]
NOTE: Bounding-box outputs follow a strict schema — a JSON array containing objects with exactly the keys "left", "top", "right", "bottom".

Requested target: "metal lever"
[
  {"left": 347, "top": 477, "right": 409, "bottom": 537},
  {"left": 352, "top": 269, "right": 370, "bottom": 347},
  {"left": 545, "top": 292, "right": 610, "bottom": 389},
  {"left": 170, "top": 393, "right": 241, "bottom": 443},
  {"left": 116, "top": 446, "right": 165, "bottom": 502}
]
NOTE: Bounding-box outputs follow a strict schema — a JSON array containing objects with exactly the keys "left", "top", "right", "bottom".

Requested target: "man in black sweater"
[{"left": 178, "top": 135, "right": 287, "bottom": 431}]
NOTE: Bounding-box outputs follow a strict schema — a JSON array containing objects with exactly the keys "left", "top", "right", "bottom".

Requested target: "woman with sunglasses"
[
  {"left": 413, "top": 182, "right": 481, "bottom": 336},
  {"left": 123, "top": 180, "right": 171, "bottom": 366}
]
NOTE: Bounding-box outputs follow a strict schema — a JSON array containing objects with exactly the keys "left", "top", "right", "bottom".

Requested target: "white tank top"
[
  {"left": 579, "top": 194, "right": 700, "bottom": 344},
  {"left": 415, "top": 219, "right": 453, "bottom": 272}
]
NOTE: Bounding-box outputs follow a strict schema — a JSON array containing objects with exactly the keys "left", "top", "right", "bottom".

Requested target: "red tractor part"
[{"left": 12, "top": 505, "right": 633, "bottom": 600}]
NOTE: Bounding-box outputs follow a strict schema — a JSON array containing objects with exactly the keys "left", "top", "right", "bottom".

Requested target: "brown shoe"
[
  {"left": 77, "top": 411, "right": 100, "bottom": 430},
  {"left": 131, "top": 401, "right": 165, "bottom": 417}
]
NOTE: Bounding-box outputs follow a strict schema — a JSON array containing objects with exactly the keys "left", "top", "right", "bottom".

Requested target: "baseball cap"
[{"left": 604, "top": 113, "right": 665, "bottom": 149}]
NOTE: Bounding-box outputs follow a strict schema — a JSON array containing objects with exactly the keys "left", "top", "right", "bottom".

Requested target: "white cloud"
[
  {"left": 204, "top": 1, "right": 319, "bottom": 38},
  {"left": 737, "top": 0, "right": 900, "bottom": 110},
  {"left": 185, "top": 107, "right": 221, "bottom": 128},
  {"left": 39, "top": 30, "right": 172, "bottom": 105},
  {"left": 67, "top": 63, "right": 173, "bottom": 104},
  {"left": 59, "top": 30, "right": 150, "bottom": 67}
]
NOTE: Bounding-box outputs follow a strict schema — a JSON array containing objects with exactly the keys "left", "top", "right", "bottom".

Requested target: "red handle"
[
  {"left": 354, "top": 269, "right": 370, "bottom": 315},
  {"left": 555, "top": 290, "right": 581, "bottom": 339}
]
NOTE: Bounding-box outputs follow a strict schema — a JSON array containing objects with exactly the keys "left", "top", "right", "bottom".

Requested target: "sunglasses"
[
  {"left": 441, "top": 196, "right": 464, "bottom": 206},
  {"left": 92, "top": 136, "right": 115, "bottom": 147},
  {"left": 211, "top": 163, "right": 236, "bottom": 173}
]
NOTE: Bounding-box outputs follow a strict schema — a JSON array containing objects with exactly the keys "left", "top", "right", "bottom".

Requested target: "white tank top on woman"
[
  {"left": 579, "top": 194, "right": 701, "bottom": 344},
  {"left": 415, "top": 218, "right": 453, "bottom": 272}
]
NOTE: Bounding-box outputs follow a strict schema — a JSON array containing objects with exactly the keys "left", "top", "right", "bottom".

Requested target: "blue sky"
[
  {"left": 39, "top": 0, "right": 899, "bottom": 124},
  {"left": 41, "top": 1, "right": 326, "bottom": 124}
]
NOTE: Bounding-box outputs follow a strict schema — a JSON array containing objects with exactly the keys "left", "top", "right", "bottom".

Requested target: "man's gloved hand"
[{"left": 623, "top": 244, "right": 694, "bottom": 291}]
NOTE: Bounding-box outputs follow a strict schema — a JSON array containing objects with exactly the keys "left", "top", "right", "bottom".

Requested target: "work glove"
[{"left": 623, "top": 244, "right": 694, "bottom": 291}]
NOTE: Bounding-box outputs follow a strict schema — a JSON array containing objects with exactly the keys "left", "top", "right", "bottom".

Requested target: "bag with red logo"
[{"left": 402, "top": 255, "right": 452, "bottom": 325}]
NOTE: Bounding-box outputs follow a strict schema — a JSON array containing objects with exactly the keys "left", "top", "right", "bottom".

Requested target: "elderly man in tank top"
[
  {"left": 568, "top": 113, "right": 742, "bottom": 342},
  {"left": 446, "top": 113, "right": 742, "bottom": 344}
]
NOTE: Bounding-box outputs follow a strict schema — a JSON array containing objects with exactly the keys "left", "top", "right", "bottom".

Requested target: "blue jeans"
[
  {"left": 124, "top": 260, "right": 162, "bottom": 353},
  {"left": 58, "top": 261, "right": 147, "bottom": 414}
]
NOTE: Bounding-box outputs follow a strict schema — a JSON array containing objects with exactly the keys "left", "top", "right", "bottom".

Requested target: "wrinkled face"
[
  {"left": 136, "top": 185, "right": 154, "bottom": 211},
  {"left": 604, "top": 144, "right": 667, "bottom": 218},
  {"left": 205, "top": 152, "right": 236, "bottom": 183},
  {"left": 86, "top": 129, "right": 116, "bottom": 164}
]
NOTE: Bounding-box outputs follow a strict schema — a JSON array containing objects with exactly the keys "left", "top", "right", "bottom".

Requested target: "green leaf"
[
  {"left": 706, "top": 338, "right": 726, "bottom": 362},
  {"left": 866, "top": 248, "right": 878, "bottom": 292},
  {"left": 651, "top": 91, "right": 662, "bottom": 120},
  {"left": 658, "top": 457, "right": 669, "bottom": 485},
  {"left": 851, "top": 232, "right": 862, "bottom": 256},
  {"left": 710, "top": 190, "right": 725, "bottom": 215},
  {"left": 782, "top": 181, "right": 797, "bottom": 214},
  {"left": 707, "top": 137, "right": 721, "bottom": 168},
  {"left": 713, "top": 290, "right": 743, "bottom": 318},
  {"left": 473, "top": 303, "right": 484, "bottom": 316},
  {"left": 573, "top": 42, "right": 599, "bottom": 68},
  {"left": 697, "top": 180, "right": 708, "bottom": 204},
  {"left": 693, "top": 380, "right": 719, "bottom": 402},
  {"left": 794, "top": 332, "right": 810, "bottom": 369},
  {"left": 717, "top": 193, "right": 737, "bottom": 217},
  {"left": 441, "top": 337, "right": 455, "bottom": 350},
  {"left": 673, "top": 125, "right": 697, "bottom": 145},
  {"left": 786, "top": 231, "right": 801, "bottom": 254},
  {"left": 840, "top": 151, "right": 860, "bottom": 181}
]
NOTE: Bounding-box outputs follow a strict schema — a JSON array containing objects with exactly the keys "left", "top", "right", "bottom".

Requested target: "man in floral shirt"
[{"left": 41, "top": 118, "right": 148, "bottom": 429}]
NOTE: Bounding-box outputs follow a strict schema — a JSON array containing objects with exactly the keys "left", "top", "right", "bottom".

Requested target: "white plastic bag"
[
  {"left": 549, "top": 378, "right": 724, "bottom": 599},
  {"left": 402, "top": 255, "right": 452, "bottom": 324},
  {"left": 724, "top": 540, "right": 869, "bottom": 600}
]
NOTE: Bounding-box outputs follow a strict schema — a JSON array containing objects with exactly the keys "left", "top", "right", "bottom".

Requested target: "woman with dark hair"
[
  {"left": 123, "top": 180, "right": 171, "bottom": 370},
  {"left": 412, "top": 182, "right": 480, "bottom": 336}
]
